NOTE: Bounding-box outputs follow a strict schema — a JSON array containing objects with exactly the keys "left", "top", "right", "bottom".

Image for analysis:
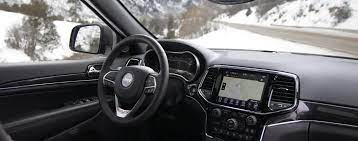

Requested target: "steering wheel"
[
  {"left": 98, "top": 34, "right": 169, "bottom": 126},
  {"left": 0, "top": 123, "right": 11, "bottom": 141}
]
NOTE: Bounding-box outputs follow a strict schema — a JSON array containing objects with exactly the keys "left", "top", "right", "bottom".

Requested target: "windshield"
[{"left": 121, "top": 0, "right": 358, "bottom": 58}]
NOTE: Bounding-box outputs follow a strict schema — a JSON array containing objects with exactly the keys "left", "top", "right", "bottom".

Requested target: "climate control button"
[
  {"left": 246, "top": 115, "right": 257, "bottom": 126},
  {"left": 226, "top": 118, "right": 239, "bottom": 130}
]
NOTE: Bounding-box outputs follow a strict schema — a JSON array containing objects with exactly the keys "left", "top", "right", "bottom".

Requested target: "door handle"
[{"left": 87, "top": 64, "right": 102, "bottom": 78}]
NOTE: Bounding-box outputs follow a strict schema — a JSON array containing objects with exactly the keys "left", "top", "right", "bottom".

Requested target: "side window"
[{"left": 0, "top": 0, "right": 103, "bottom": 63}]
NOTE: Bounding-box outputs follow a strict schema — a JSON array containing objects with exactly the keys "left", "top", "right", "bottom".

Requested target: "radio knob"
[
  {"left": 211, "top": 108, "right": 222, "bottom": 118},
  {"left": 226, "top": 118, "right": 239, "bottom": 130},
  {"left": 246, "top": 115, "right": 257, "bottom": 126}
]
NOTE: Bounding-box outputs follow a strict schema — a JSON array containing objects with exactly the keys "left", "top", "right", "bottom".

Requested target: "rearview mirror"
[
  {"left": 69, "top": 24, "right": 113, "bottom": 54},
  {"left": 209, "top": 0, "right": 255, "bottom": 5}
]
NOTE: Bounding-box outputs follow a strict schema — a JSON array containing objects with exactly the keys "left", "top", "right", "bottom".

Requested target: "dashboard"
[{"left": 129, "top": 40, "right": 358, "bottom": 141}]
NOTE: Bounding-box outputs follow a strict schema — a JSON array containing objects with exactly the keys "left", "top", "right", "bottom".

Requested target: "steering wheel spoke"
[
  {"left": 103, "top": 70, "right": 119, "bottom": 88},
  {"left": 115, "top": 94, "right": 147, "bottom": 118}
]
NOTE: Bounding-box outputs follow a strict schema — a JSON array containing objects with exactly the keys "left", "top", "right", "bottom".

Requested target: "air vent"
[
  {"left": 126, "top": 58, "right": 141, "bottom": 66},
  {"left": 269, "top": 75, "right": 297, "bottom": 111},
  {"left": 200, "top": 68, "right": 219, "bottom": 98}
]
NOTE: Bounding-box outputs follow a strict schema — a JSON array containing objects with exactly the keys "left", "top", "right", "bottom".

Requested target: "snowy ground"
[
  {"left": 219, "top": 0, "right": 358, "bottom": 30},
  {"left": 185, "top": 26, "right": 354, "bottom": 57},
  {"left": 203, "top": 0, "right": 358, "bottom": 57},
  {"left": 269, "top": 25, "right": 358, "bottom": 39}
]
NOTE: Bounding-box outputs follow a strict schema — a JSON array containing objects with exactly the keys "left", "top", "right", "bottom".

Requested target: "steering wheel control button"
[
  {"left": 121, "top": 73, "right": 134, "bottom": 87},
  {"left": 144, "top": 87, "right": 155, "bottom": 94},
  {"left": 144, "top": 75, "right": 156, "bottom": 94}
]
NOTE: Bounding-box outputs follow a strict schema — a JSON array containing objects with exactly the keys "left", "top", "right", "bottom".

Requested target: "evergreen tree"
[
  {"left": 166, "top": 15, "right": 176, "bottom": 38},
  {"left": 5, "top": 0, "right": 60, "bottom": 61},
  {"left": 67, "top": 0, "right": 83, "bottom": 22}
]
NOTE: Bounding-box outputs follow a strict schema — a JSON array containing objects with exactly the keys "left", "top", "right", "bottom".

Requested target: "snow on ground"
[
  {"left": 269, "top": 25, "right": 358, "bottom": 39},
  {"left": 0, "top": 47, "right": 31, "bottom": 63},
  {"left": 185, "top": 26, "right": 354, "bottom": 57},
  {"left": 220, "top": 0, "right": 358, "bottom": 30}
]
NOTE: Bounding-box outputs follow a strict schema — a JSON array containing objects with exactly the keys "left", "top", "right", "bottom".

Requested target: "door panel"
[
  {"left": 0, "top": 57, "right": 106, "bottom": 141},
  {"left": 0, "top": 57, "right": 105, "bottom": 85}
]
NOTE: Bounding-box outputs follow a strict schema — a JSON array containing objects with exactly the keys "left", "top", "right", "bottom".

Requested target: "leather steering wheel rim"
[
  {"left": 0, "top": 123, "right": 12, "bottom": 141},
  {"left": 97, "top": 34, "right": 169, "bottom": 126}
]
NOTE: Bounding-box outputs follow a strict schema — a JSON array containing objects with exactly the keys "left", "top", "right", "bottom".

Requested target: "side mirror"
[{"left": 69, "top": 24, "right": 113, "bottom": 54}]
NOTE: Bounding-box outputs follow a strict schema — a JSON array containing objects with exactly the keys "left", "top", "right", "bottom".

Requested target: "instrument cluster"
[{"left": 144, "top": 50, "right": 200, "bottom": 82}]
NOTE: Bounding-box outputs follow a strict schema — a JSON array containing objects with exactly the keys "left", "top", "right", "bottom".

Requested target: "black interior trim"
[
  {"left": 0, "top": 73, "right": 89, "bottom": 88},
  {"left": 81, "top": 0, "right": 126, "bottom": 38},
  {"left": 4, "top": 101, "right": 100, "bottom": 130},
  {"left": 0, "top": 79, "right": 97, "bottom": 96},
  {"left": 0, "top": 58, "right": 105, "bottom": 85},
  {"left": 89, "top": 0, "right": 151, "bottom": 36},
  {"left": 3, "top": 101, "right": 100, "bottom": 141},
  {"left": 45, "top": 111, "right": 102, "bottom": 141}
]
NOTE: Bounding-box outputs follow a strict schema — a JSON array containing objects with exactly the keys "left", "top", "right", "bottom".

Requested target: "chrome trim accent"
[
  {"left": 258, "top": 120, "right": 358, "bottom": 141},
  {"left": 259, "top": 125, "right": 267, "bottom": 141},
  {"left": 198, "top": 65, "right": 300, "bottom": 115},
  {"left": 301, "top": 100, "right": 358, "bottom": 111},
  {"left": 267, "top": 120, "right": 358, "bottom": 128},
  {"left": 125, "top": 58, "right": 142, "bottom": 66},
  {"left": 115, "top": 96, "right": 130, "bottom": 118},
  {"left": 88, "top": 65, "right": 101, "bottom": 73},
  {"left": 103, "top": 71, "right": 117, "bottom": 85},
  {"left": 115, "top": 94, "right": 146, "bottom": 118},
  {"left": 143, "top": 50, "right": 201, "bottom": 82},
  {"left": 0, "top": 79, "right": 98, "bottom": 91},
  {"left": 267, "top": 89, "right": 274, "bottom": 111}
]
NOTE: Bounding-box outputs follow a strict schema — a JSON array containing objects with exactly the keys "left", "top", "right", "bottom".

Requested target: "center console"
[{"left": 198, "top": 65, "right": 298, "bottom": 141}]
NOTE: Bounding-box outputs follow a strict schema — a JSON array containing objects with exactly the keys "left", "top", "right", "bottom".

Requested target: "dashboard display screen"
[{"left": 218, "top": 74, "right": 266, "bottom": 101}]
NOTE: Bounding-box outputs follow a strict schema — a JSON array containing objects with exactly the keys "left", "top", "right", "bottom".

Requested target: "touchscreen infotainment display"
[{"left": 218, "top": 75, "right": 265, "bottom": 101}]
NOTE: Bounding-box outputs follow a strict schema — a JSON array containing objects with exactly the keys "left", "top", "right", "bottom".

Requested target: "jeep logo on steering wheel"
[{"left": 121, "top": 73, "right": 134, "bottom": 88}]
